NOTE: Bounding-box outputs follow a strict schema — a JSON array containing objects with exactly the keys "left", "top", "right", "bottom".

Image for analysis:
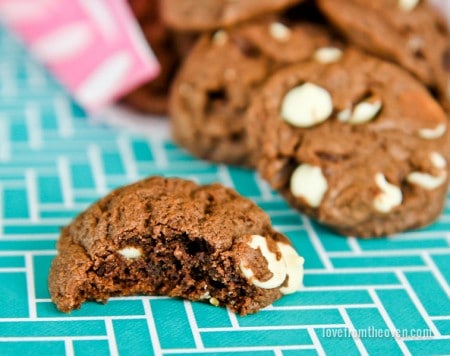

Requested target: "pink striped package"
[{"left": 0, "top": 0, "right": 160, "bottom": 112}]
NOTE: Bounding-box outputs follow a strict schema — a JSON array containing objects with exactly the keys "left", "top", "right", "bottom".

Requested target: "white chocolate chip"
[
  {"left": 337, "top": 107, "right": 352, "bottom": 122},
  {"left": 408, "top": 36, "right": 424, "bottom": 54},
  {"left": 339, "top": 96, "right": 383, "bottom": 124},
  {"left": 407, "top": 171, "right": 447, "bottom": 190},
  {"left": 118, "top": 247, "right": 142, "bottom": 259},
  {"left": 239, "top": 235, "right": 305, "bottom": 294},
  {"left": 313, "top": 47, "right": 343, "bottom": 64},
  {"left": 373, "top": 173, "right": 403, "bottom": 213},
  {"left": 277, "top": 242, "right": 304, "bottom": 294},
  {"left": 290, "top": 164, "right": 328, "bottom": 208},
  {"left": 399, "top": 0, "right": 420, "bottom": 12},
  {"left": 407, "top": 152, "right": 447, "bottom": 190},
  {"left": 200, "top": 291, "right": 211, "bottom": 300},
  {"left": 418, "top": 123, "right": 447, "bottom": 139},
  {"left": 209, "top": 297, "right": 220, "bottom": 306},
  {"left": 269, "top": 22, "right": 291, "bottom": 42},
  {"left": 430, "top": 152, "right": 447, "bottom": 169},
  {"left": 212, "top": 30, "right": 228, "bottom": 45},
  {"left": 239, "top": 235, "right": 287, "bottom": 290},
  {"left": 350, "top": 98, "right": 382, "bottom": 124},
  {"left": 281, "top": 83, "right": 333, "bottom": 128}
]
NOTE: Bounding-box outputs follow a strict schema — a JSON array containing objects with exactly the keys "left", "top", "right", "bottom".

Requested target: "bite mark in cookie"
[{"left": 48, "top": 177, "right": 304, "bottom": 315}]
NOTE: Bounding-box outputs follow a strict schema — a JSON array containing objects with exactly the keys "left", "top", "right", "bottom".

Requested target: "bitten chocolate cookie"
[
  {"left": 123, "top": 0, "right": 195, "bottom": 115},
  {"left": 48, "top": 177, "right": 304, "bottom": 315},
  {"left": 317, "top": 0, "right": 450, "bottom": 108},
  {"left": 247, "top": 48, "right": 450, "bottom": 237},
  {"left": 170, "top": 18, "right": 343, "bottom": 166},
  {"left": 160, "top": 0, "right": 303, "bottom": 31}
]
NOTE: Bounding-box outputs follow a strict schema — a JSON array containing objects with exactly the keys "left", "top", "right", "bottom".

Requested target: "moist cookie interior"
[{"left": 81, "top": 231, "right": 275, "bottom": 315}]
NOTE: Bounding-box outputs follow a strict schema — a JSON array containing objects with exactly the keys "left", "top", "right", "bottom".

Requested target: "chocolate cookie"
[
  {"left": 48, "top": 177, "right": 304, "bottom": 315},
  {"left": 160, "top": 0, "right": 303, "bottom": 31},
  {"left": 247, "top": 48, "right": 450, "bottom": 237},
  {"left": 123, "top": 0, "right": 194, "bottom": 115},
  {"left": 170, "top": 18, "right": 343, "bottom": 166},
  {"left": 317, "top": 0, "right": 450, "bottom": 108}
]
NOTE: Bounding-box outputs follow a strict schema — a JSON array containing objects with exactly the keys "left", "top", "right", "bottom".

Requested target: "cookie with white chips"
[
  {"left": 247, "top": 48, "right": 450, "bottom": 237},
  {"left": 170, "top": 17, "right": 344, "bottom": 166},
  {"left": 49, "top": 176, "right": 304, "bottom": 315},
  {"left": 160, "top": 0, "right": 303, "bottom": 31},
  {"left": 317, "top": 0, "right": 450, "bottom": 109}
]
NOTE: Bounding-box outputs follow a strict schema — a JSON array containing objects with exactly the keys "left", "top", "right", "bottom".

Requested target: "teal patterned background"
[{"left": 0, "top": 26, "right": 449, "bottom": 355}]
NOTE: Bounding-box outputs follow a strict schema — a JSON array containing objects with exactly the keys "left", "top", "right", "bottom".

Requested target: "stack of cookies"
[
  {"left": 128, "top": 0, "right": 450, "bottom": 238},
  {"left": 48, "top": 0, "right": 450, "bottom": 315}
]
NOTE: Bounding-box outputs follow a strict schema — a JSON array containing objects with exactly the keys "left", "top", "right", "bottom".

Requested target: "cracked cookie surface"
[
  {"left": 247, "top": 48, "right": 450, "bottom": 237},
  {"left": 170, "top": 17, "right": 343, "bottom": 166},
  {"left": 49, "top": 176, "right": 304, "bottom": 315},
  {"left": 317, "top": 0, "right": 450, "bottom": 108},
  {"left": 161, "top": 0, "right": 303, "bottom": 31}
]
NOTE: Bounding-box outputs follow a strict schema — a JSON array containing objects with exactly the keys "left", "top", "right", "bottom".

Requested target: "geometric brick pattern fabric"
[{"left": 0, "top": 26, "right": 449, "bottom": 356}]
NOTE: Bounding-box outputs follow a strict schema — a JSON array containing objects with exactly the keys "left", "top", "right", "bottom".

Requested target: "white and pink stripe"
[{"left": 0, "top": 0, "right": 160, "bottom": 112}]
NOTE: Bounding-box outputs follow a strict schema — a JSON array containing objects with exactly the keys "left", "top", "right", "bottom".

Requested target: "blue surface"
[{"left": 0, "top": 26, "right": 449, "bottom": 356}]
